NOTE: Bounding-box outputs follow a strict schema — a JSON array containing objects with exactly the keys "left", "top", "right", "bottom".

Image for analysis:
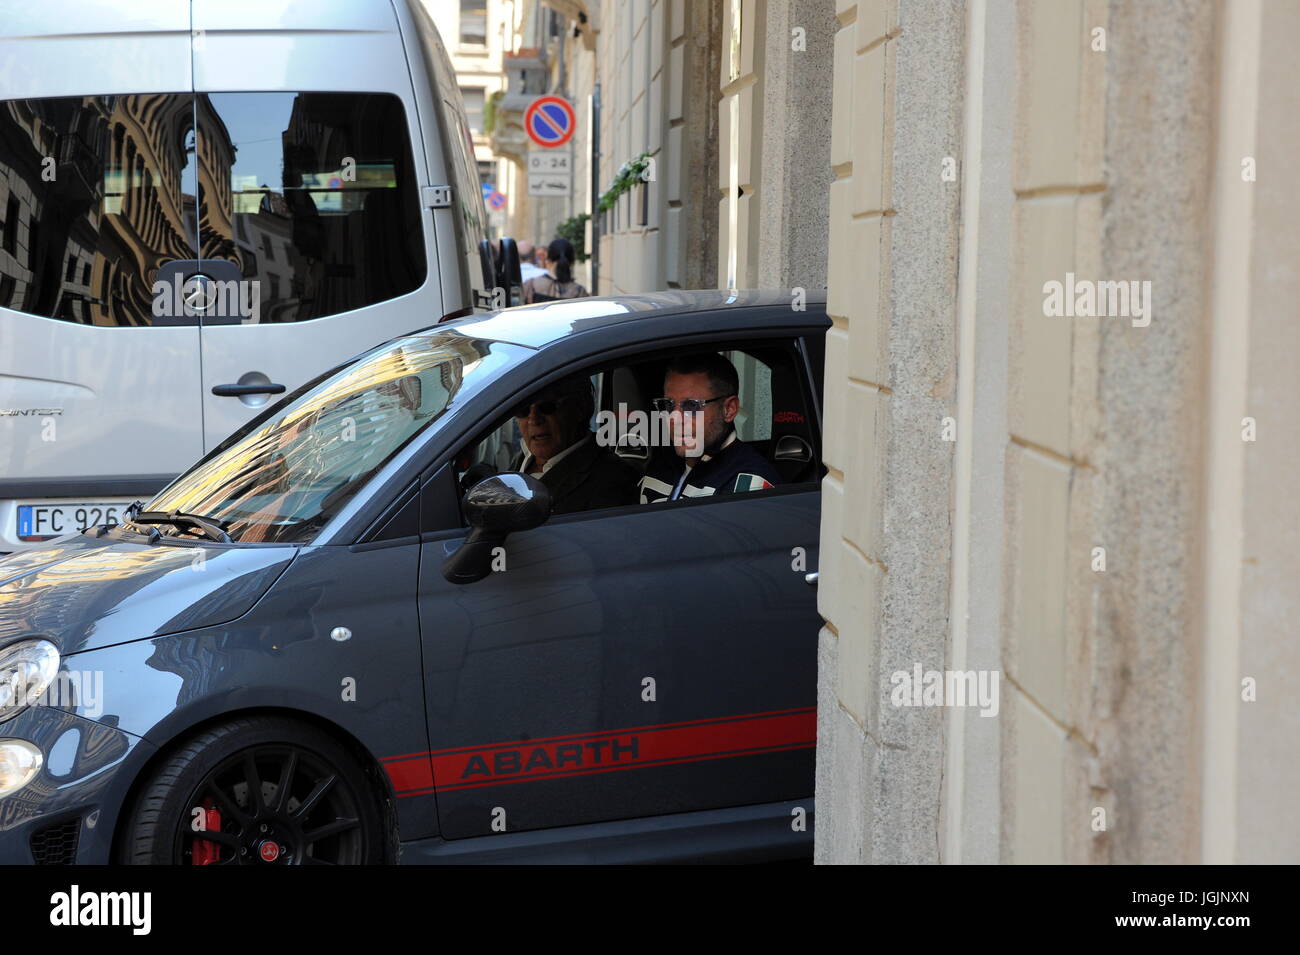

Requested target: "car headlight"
[
  {"left": 0, "top": 740, "right": 42, "bottom": 797},
  {"left": 0, "top": 640, "right": 60, "bottom": 723}
]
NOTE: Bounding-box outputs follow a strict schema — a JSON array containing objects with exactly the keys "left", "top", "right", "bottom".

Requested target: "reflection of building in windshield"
[{"left": 144, "top": 335, "right": 488, "bottom": 545}]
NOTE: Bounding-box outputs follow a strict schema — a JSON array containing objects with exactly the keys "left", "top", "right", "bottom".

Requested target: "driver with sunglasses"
[{"left": 639, "top": 353, "right": 782, "bottom": 504}]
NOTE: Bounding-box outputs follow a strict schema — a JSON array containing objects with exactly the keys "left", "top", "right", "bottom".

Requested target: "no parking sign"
[{"left": 524, "top": 96, "right": 576, "bottom": 149}]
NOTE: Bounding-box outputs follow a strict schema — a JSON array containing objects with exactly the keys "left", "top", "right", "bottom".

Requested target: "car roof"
[{"left": 444, "top": 289, "right": 829, "bottom": 350}]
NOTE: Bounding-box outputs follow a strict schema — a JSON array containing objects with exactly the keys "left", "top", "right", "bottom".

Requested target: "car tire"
[{"left": 119, "top": 716, "right": 389, "bottom": 865}]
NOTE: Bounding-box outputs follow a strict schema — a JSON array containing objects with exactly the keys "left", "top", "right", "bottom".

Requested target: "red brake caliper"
[{"left": 191, "top": 798, "right": 223, "bottom": 865}]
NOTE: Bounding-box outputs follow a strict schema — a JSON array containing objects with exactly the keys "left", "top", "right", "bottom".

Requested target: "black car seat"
[
  {"left": 611, "top": 364, "right": 653, "bottom": 474},
  {"left": 765, "top": 354, "right": 817, "bottom": 484}
]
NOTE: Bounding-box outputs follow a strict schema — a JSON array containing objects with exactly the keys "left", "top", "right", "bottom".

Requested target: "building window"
[
  {"left": 461, "top": 88, "right": 486, "bottom": 133},
  {"left": 460, "top": 0, "right": 487, "bottom": 47},
  {"left": 2, "top": 196, "right": 18, "bottom": 255}
]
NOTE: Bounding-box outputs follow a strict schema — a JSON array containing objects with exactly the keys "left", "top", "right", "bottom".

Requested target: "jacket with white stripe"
[{"left": 638, "top": 431, "right": 781, "bottom": 503}]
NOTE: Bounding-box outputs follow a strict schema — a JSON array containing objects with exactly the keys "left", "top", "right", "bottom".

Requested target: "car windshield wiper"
[{"left": 129, "top": 510, "right": 233, "bottom": 543}]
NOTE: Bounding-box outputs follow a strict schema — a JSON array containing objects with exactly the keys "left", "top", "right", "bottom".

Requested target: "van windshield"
[{"left": 142, "top": 332, "right": 513, "bottom": 543}]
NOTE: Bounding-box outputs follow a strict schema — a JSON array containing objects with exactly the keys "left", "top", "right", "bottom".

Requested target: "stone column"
[{"left": 815, "top": 0, "right": 965, "bottom": 864}]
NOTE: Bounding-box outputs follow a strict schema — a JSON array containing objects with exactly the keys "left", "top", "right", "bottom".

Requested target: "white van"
[{"left": 0, "top": 0, "right": 517, "bottom": 552}]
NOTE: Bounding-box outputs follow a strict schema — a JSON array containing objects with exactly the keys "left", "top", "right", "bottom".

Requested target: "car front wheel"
[{"left": 119, "top": 716, "right": 388, "bottom": 865}]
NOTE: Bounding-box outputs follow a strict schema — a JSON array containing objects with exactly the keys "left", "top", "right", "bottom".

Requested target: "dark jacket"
[
  {"left": 638, "top": 432, "right": 781, "bottom": 503},
  {"left": 516, "top": 436, "right": 639, "bottom": 514}
]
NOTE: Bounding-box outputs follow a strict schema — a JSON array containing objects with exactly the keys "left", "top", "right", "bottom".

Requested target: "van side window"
[
  {"left": 197, "top": 92, "right": 426, "bottom": 324},
  {"left": 0, "top": 94, "right": 196, "bottom": 326},
  {"left": 0, "top": 92, "right": 426, "bottom": 327}
]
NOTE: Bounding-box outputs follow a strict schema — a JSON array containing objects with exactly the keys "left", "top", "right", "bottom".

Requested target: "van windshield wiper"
[{"left": 129, "top": 510, "right": 232, "bottom": 543}]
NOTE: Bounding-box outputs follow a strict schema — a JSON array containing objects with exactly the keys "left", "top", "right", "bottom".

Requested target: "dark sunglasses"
[
  {"left": 511, "top": 396, "right": 568, "bottom": 418},
  {"left": 651, "top": 394, "right": 733, "bottom": 414}
]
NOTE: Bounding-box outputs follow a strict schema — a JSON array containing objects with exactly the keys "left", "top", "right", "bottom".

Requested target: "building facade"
[
  {"left": 421, "top": 0, "right": 517, "bottom": 235},
  {"left": 478, "top": 0, "right": 834, "bottom": 295}
]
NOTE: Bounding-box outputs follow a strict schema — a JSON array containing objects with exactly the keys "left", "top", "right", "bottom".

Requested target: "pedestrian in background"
[
  {"left": 524, "top": 237, "right": 589, "bottom": 303},
  {"left": 517, "top": 240, "right": 547, "bottom": 282}
]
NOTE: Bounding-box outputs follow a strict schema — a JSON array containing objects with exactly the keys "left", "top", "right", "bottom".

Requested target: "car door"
[
  {"left": 190, "top": 1, "right": 440, "bottom": 451},
  {"left": 417, "top": 334, "right": 823, "bottom": 841}
]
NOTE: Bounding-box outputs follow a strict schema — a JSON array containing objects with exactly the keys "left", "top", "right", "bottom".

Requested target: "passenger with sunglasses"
[
  {"left": 510, "top": 376, "right": 639, "bottom": 514},
  {"left": 638, "top": 353, "right": 782, "bottom": 504}
]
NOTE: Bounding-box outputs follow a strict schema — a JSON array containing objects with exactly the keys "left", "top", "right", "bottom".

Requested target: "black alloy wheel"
[{"left": 119, "top": 716, "right": 387, "bottom": 865}]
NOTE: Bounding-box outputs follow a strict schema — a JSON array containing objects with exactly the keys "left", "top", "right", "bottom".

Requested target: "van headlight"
[{"left": 0, "top": 641, "right": 60, "bottom": 723}]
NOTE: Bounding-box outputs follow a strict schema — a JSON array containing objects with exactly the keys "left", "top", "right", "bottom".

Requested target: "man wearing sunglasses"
[
  {"left": 510, "top": 376, "right": 639, "bottom": 514},
  {"left": 638, "top": 353, "right": 782, "bottom": 504}
]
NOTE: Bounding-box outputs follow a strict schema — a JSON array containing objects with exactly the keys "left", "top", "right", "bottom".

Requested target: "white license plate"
[{"left": 16, "top": 502, "right": 129, "bottom": 542}]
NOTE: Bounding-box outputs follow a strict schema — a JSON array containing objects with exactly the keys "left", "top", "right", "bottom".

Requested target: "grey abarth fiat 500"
[{"left": 0, "top": 291, "right": 828, "bottom": 864}]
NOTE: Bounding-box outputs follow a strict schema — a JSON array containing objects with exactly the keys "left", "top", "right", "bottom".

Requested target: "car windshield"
[{"left": 143, "top": 332, "right": 510, "bottom": 544}]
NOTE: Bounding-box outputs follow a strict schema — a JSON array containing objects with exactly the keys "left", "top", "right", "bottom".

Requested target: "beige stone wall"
[
  {"left": 816, "top": 0, "right": 964, "bottom": 864},
  {"left": 1002, "top": 0, "right": 1110, "bottom": 867},
  {"left": 819, "top": 0, "right": 1299, "bottom": 864},
  {"left": 592, "top": 0, "right": 662, "bottom": 294},
  {"left": 1202, "top": 0, "right": 1300, "bottom": 865}
]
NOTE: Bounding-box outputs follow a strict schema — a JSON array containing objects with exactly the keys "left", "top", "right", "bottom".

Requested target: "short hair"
[{"left": 664, "top": 353, "right": 739, "bottom": 399}]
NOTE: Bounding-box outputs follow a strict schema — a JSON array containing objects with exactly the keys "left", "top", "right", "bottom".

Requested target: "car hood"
[{"left": 0, "top": 535, "right": 296, "bottom": 655}]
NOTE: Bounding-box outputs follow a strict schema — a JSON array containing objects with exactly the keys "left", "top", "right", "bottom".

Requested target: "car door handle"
[
  {"left": 804, "top": 572, "right": 819, "bottom": 587},
  {"left": 212, "top": 383, "right": 286, "bottom": 397}
]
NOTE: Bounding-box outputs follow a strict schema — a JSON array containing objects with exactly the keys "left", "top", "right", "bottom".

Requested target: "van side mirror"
[
  {"left": 497, "top": 237, "right": 524, "bottom": 306},
  {"left": 441, "top": 473, "right": 551, "bottom": 585},
  {"left": 478, "top": 239, "right": 496, "bottom": 292},
  {"left": 477, "top": 238, "right": 524, "bottom": 309}
]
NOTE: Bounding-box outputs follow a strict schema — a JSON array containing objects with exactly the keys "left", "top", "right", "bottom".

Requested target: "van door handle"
[{"left": 212, "top": 383, "right": 286, "bottom": 397}]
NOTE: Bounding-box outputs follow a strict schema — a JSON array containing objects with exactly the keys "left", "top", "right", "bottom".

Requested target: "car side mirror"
[{"left": 441, "top": 473, "right": 551, "bottom": 585}]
